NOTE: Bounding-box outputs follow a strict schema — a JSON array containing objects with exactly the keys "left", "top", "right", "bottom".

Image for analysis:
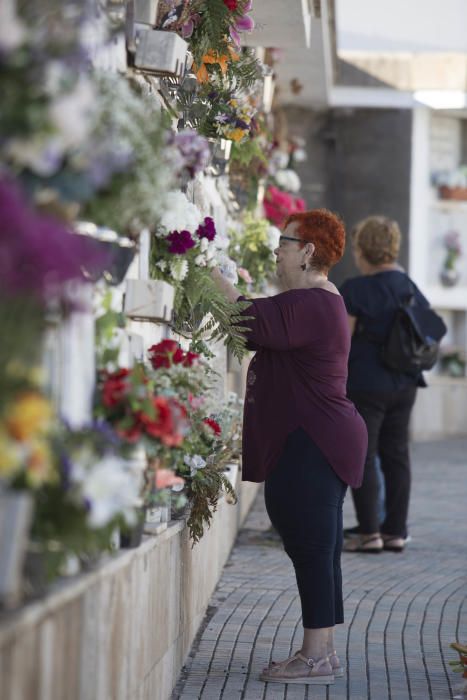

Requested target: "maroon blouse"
[{"left": 239, "top": 288, "right": 367, "bottom": 488}]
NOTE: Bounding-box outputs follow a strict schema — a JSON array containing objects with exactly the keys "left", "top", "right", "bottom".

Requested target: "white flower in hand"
[{"left": 194, "top": 254, "right": 207, "bottom": 267}]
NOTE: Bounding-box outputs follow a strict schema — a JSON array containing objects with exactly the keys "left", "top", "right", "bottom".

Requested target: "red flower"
[
  {"left": 204, "top": 417, "right": 222, "bottom": 435},
  {"left": 183, "top": 351, "right": 199, "bottom": 367},
  {"left": 223, "top": 0, "right": 238, "bottom": 9},
  {"left": 140, "top": 396, "right": 188, "bottom": 447},
  {"left": 101, "top": 368, "right": 131, "bottom": 407},
  {"left": 148, "top": 340, "right": 198, "bottom": 369}
]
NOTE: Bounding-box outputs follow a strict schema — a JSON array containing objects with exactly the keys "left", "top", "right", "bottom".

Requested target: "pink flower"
[
  {"left": 238, "top": 267, "right": 253, "bottom": 284},
  {"left": 155, "top": 468, "right": 185, "bottom": 490},
  {"left": 263, "top": 185, "right": 306, "bottom": 226},
  {"left": 234, "top": 14, "right": 255, "bottom": 32}
]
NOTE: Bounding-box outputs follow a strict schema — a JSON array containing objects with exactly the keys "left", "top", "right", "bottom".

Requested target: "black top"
[{"left": 340, "top": 270, "right": 430, "bottom": 393}]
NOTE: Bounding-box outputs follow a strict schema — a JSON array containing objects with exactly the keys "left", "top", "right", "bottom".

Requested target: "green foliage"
[
  {"left": 185, "top": 463, "right": 237, "bottom": 545},
  {"left": 171, "top": 264, "right": 251, "bottom": 361},
  {"left": 189, "top": 0, "right": 231, "bottom": 65},
  {"left": 229, "top": 214, "right": 276, "bottom": 294}
]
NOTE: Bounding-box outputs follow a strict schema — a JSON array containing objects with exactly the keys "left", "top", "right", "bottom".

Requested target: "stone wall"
[
  {"left": 283, "top": 105, "right": 413, "bottom": 287},
  {"left": 0, "top": 479, "right": 259, "bottom": 700}
]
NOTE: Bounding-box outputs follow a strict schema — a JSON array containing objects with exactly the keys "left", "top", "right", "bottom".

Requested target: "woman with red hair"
[{"left": 212, "top": 209, "right": 367, "bottom": 686}]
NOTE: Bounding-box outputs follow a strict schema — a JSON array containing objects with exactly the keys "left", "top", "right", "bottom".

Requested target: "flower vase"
[{"left": 0, "top": 490, "right": 33, "bottom": 608}]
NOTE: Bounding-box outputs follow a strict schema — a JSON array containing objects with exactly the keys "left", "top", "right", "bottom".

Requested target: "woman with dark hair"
[{"left": 212, "top": 209, "right": 367, "bottom": 686}]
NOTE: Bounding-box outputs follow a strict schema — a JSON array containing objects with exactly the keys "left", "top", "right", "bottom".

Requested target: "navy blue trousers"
[{"left": 264, "top": 428, "right": 347, "bottom": 629}]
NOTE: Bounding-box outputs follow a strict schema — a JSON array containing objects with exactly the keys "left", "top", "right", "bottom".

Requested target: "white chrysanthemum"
[
  {"left": 199, "top": 237, "right": 209, "bottom": 252},
  {"left": 156, "top": 260, "right": 167, "bottom": 271},
  {"left": 275, "top": 169, "right": 301, "bottom": 193},
  {"left": 194, "top": 254, "right": 207, "bottom": 267},
  {"left": 160, "top": 191, "right": 202, "bottom": 233},
  {"left": 170, "top": 258, "right": 189, "bottom": 281}
]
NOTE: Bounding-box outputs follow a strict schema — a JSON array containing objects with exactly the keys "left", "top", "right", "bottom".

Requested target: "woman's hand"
[{"left": 210, "top": 266, "right": 242, "bottom": 304}]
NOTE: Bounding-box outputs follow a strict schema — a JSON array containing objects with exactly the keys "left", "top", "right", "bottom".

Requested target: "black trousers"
[
  {"left": 264, "top": 428, "right": 347, "bottom": 629},
  {"left": 348, "top": 386, "right": 417, "bottom": 538}
]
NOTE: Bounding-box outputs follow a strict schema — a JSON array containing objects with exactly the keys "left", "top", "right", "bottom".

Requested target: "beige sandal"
[
  {"left": 260, "top": 652, "right": 334, "bottom": 685},
  {"left": 329, "top": 650, "right": 344, "bottom": 677}
]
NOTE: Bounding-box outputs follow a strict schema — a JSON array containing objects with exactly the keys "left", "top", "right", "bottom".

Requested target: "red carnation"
[
  {"left": 223, "top": 0, "right": 238, "bottom": 9},
  {"left": 203, "top": 417, "right": 222, "bottom": 435}
]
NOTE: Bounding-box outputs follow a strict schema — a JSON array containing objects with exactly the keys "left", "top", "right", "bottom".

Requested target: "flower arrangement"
[
  {"left": 263, "top": 184, "right": 306, "bottom": 227},
  {"left": 27, "top": 421, "right": 145, "bottom": 579},
  {"left": 228, "top": 214, "right": 279, "bottom": 293},
  {"left": 181, "top": 0, "right": 256, "bottom": 78},
  {"left": 146, "top": 341, "right": 238, "bottom": 544},
  {"left": 151, "top": 196, "right": 250, "bottom": 359},
  {"left": 93, "top": 340, "right": 239, "bottom": 543}
]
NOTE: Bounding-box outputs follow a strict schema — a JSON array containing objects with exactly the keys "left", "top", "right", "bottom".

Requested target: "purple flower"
[
  {"left": 196, "top": 217, "right": 216, "bottom": 241},
  {"left": 235, "top": 119, "right": 249, "bottom": 130},
  {"left": 234, "top": 14, "right": 255, "bottom": 32},
  {"left": 0, "top": 178, "right": 109, "bottom": 301},
  {"left": 230, "top": 25, "right": 241, "bottom": 47},
  {"left": 167, "top": 129, "right": 210, "bottom": 179},
  {"left": 167, "top": 229, "right": 196, "bottom": 254}
]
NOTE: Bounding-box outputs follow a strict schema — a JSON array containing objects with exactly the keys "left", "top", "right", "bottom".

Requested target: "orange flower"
[
  {"left": 155, "top": 468, "right": 185, "bottom": 490},
  {"left": 194, "top": 48, "right": 239, "bottom": 83}
]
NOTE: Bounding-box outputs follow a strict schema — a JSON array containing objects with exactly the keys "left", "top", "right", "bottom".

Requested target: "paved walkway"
[{"left": 173, "top": 439, "right": 467, "bottom": 700}]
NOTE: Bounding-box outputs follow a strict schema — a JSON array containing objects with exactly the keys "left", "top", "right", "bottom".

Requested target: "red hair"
[{"left": 284, "top": 208, "right": 345, "bottom": 272}]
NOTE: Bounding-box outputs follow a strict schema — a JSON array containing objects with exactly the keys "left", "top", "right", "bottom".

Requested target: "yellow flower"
[
  {"left": 226, "top": 129, "right": 247, "bottom": 143},
  {"left": 5, "top": 393, "right": 53, "bottom": 441},
  {"left": 0, "top": 428, "right": 23, "bottom": 480},
  {"left": 26, "top": 439, "right": 55, "bottom": 488}
]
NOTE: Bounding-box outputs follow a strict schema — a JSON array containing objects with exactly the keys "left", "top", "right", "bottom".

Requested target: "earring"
[{"left": 300, "top": 263, "right": 307, "bottom": 271}]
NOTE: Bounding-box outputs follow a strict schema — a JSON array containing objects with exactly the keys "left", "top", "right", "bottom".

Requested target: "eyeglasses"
[{"left": 279, "top": 235, "right": 307, "bottom": 246}]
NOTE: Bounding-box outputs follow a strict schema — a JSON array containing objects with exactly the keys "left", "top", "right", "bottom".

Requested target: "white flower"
[
  {"left": 160, "top": 192, "right": 202, "bottom": 233},
  {"left": 194, "top": 254, "right": 207, "bottom": 267},
  {"left": 184, "top": 454, "right": 207, "bottom": 477},
  {"left": 199, "top": 237, "right": 209, "bottom": 253},
  {"left": 75, "top": 455, "right": 142, "bottom": 529},
  {"left": 170, "top": 258, "right": 189, "bottom": 281},
  {"left": 156, "top": 260, "right": 167, "bottom": 271},
  {"left": 275, "top": 169, "right": 301, "bottom": 193},
  {"left": 207, "top": 258, "right": 217, "bottom": 269},
  {"left": 6, "top": 136, "right": 65, "bottom": 177},
  {"left": 267, "top": 225, "right": 281, "bottom": 250}
]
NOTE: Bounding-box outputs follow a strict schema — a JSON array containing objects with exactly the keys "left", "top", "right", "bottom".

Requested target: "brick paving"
[{"left": 173, "top": 439, "right": 467, "bottom": 700}]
